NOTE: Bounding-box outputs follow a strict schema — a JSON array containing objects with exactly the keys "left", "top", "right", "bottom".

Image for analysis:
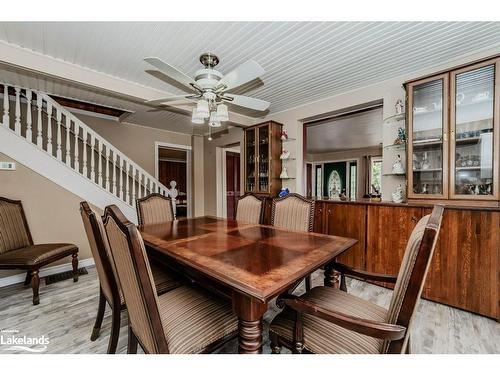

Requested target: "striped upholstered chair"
[
  {"left": 271, "top": 193, "right": 315, "bottom": 290},
  {"left": 136, "top": 193, "right": 175, "bottom": 225},
  {"left": 102, "top": 204, "right": 238, "bottom": 354},
  {"left": 79, "top": 202, "right": 181, "bottom": 354},
  {"left": 269, "top": 205, "right": 444, "bottom": 354},
  {"left": 235, "top": 193, "right": 264, "bottom": 224},
  {"left": 0, "top": 197, "right": 79, "bottom": 305}
]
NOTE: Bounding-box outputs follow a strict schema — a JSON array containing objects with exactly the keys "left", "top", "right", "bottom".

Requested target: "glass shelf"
[
  {"left": 280, "top": 157, "right": 296, "bottom": 161},
  {"left": 383, "top": 113, "right": 405, "bottom": 124},
  {"left": 383, "top": 172, "right": 406, "bottom": 176},
  {"left": 280, "top": 177, "right": 295, "bottom": 180},
  {"left": 281, "top": 137, "right": 296, "bottom": 143},
  {"left": 384, "top": 144, "right": 406, "bottom": 151}
]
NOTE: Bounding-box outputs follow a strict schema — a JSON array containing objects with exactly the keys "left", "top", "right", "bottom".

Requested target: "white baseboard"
[{"left": 0, "top": 258, "right": 95, "bottom": 288}]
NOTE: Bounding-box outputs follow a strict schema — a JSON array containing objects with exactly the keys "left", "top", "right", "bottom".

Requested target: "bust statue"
[
  {"left": 392, "top": 154, "right": 405, "bottom": 175},
  {"left": 392, "top": 184, "right": 404, "bottom": 203}
]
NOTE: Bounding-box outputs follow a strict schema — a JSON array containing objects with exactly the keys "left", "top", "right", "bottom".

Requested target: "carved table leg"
[{"left": 232, "top": 292, "right": 267, "bottom": 354}]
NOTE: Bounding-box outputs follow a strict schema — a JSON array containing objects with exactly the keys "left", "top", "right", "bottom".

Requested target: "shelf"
[
  {"left": 383, "top": 173, "right": 406, "bottom": 176},
  {"left": 384, "top": 144, "right": 406, "bottom": 151},
  {"left": 413, "top": 168, "right": 442, "bottom": 172},
  {"left": 456, "top": 166, "right": 481, "bottom": 171},
  {"left": 383, "top": 113, "right": 405, "bottom": 124},
  {"left": 280, "top": 157, "right": 296, "bottom": 161},
  {"left": 281, "top": 137, "right": 296, "bottom": 143},
  {"left": 280, "top": 177, "right": 295, "bottom": 180}
]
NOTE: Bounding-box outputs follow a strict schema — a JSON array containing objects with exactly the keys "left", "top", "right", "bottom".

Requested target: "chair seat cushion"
[
  {"left": 0, "top": 243, "right": 77, "bottom": 267},
  {"left": 270, "top": 286, "right": 388, "bottom": 354},
  {"left": 151, "top": 263, "right": 181, "bottom": 295},
  {"left": 157, "top": 286, "right": 238, "bottom": 354}
]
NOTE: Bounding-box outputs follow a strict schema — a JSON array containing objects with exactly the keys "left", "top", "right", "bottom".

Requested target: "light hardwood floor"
[{"left": 0, "top": 266, "right": 498, "bottom": 354}]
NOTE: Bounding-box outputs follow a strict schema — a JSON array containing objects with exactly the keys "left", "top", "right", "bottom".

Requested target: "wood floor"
[{"left": 0, "top": 266, "right": 498, "bottom": 354}]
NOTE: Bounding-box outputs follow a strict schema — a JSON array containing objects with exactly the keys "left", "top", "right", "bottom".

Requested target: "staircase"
[{"left": 0, "top": 83, "right": 172, "bottom": 223}]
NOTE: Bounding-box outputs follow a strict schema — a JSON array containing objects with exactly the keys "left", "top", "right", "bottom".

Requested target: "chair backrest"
[
  {"left": 0, "top": 197, "right": 33, "bottom": 255},
  {"left": 79, "top": 201, "right": 121, "bottom": 306},
  {"left": 235, "top": 193, "right": 264, "bottom": 224},
  {"left": 136, "top": 193, "right": 175, "bottom": 226},
  {"left": 103, "top": 204, "right": 168, "bottom": 354},
  {"left": 383, "top": 205, "right": 444, "bottom": 354},
  {"left": 271, "top": 193, "right": 315, "bottom": 232}
]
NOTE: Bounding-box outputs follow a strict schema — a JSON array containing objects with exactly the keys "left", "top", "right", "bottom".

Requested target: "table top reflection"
[{"left": 139, "top": 216, "right": 357, "bottom": 302}]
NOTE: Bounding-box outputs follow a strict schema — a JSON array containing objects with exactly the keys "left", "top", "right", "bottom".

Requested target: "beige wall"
[
  {"left": 0, "top": 152, "right": 100, "bottom": 278},
  {"left": 76, "top": 114, "right": 192, "bottom": 177}
]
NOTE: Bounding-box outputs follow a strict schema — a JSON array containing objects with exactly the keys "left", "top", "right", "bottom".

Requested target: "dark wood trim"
[
  {"left": 332, "top": 261, "right": 398, "bottom": 284},
  {"left": 50, "top": 95, "right": 128, "bottom": 118}
]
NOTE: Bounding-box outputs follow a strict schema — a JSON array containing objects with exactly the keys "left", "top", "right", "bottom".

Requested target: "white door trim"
[{"left": 154, "top": 141, "right": 192, "bottom": 217}]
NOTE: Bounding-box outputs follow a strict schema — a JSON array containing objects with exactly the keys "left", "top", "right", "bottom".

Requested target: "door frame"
[
  {"left": 154, "top": 141, "right": 192, "bottom": 217},
  {"left": 216, "top": 145, "right": 241, "bottom": 218},
  {"left": 312, "top": 158, "right": 360, "bottom": 198}
]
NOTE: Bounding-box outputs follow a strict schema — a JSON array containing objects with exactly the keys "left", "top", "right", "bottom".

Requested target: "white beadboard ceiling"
[
  {"left": 0, "top": 22, "right": 500, "bottom": 133},
  {"left": 307, "top": 108, "right": 383, "bottom": 154}
]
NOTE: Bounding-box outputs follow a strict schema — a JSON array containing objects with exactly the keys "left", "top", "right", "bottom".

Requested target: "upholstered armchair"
[
  {"left": 235, "top": 193, "right": 264, "bottom": 224},
  {"left": 269, "top": 205, "right": 444, "bottom": 354},
  {"left": 0, "top": 197, "right": 79, "bottom": 305},
  {"left": 136, "top": 193, "right": 175, "bottom": 225}
]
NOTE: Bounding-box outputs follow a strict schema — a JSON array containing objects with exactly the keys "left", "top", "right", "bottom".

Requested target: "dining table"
[{"left": 138, "top": 216, "right": 357, "bottom": 354}]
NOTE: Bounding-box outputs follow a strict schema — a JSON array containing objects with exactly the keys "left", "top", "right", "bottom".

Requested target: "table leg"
[
  {"left": 324, "top": 263, "right": 340, "bottom": 288},
  {"left": 232, "top": 292, "right": 267, "bottom": 354}
]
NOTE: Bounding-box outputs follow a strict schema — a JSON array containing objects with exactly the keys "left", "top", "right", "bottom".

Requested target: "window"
[
  {"left": 370, "top": 157, "right": 382, "bottom": 194},
  {"left": 349, "top": 163, "right": 357, "bottom": 199},
  {"left": 315, "top": 165, "right": 322, "bottom": 197}
]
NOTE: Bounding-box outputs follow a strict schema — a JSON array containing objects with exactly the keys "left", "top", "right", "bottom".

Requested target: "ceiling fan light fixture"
[
  {"left": 216, "top": 103, "right": 229, "bottom": 122},
  {"left": 196, "top": 100, "right": 210, "bottom": 118},
  {"left": 191, "top": 108, "right": 204, "bottom": 124}
]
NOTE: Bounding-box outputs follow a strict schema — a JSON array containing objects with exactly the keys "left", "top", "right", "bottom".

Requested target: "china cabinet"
[
  {"left": 406, "top": 57, "right": 500, "bottom": 203},
  {"left": 244, "top": 121, "right": 282, "bottom": 197}
]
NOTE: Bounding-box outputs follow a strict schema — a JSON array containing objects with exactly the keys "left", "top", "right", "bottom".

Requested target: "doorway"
[
  {"left": 155, "top": 142, "right": 192, "bottom": 218},
  {"left": 226, "top": 151, "right": 241, "bottom": 219}
]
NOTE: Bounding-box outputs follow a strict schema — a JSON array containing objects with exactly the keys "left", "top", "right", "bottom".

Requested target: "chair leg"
[
  {"left": 269, "top": 331, "right": 281, "bottom": 354},
  {"left": 91, "top": 288, "right": 106, "bottom": 341},
  {"left": 30, "top": 270, "right": 40, "bottom": 305},
  {"left": 340, "top": 273, "right": 347, "bottom": 292},
  {"left": 127, "top": 325, "right": 138, "bottom": 354},
  {"left": 305, "top": 275, "right": 312, "bottom": 291},
  {"left": 107, "top": 305, "right": 121, "bottom": 354},
  {"left": 72, "top": 253, "right": 79, "bottom": 282},
  {"left": 405, "top": 336, "right": 411, "bottom": 354},
  {"left": 24, "top": 271, "right": 31, "bottom": 286}
]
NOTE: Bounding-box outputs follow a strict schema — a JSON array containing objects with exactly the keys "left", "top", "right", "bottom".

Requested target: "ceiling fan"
[{"left": 144, "top": 53, "right": 270, "bottom": 127}]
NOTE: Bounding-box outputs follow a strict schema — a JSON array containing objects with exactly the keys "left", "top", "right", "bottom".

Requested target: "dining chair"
[
  {"left": 136, "top": 193, "right": 175, "bottom": 225},
  {"left": 269, "top": 205, "right": 444, "bottom": 354},
  {"left": 271, "top": 193, "right": 315, "bottom": 290},
  {"left": 79, "top": 201, "right": 182, "bottom": 354},
  {"left": 235, "top": 193, "right": 264, "bottom": 224},
  {"left": 0, "top": 196, "right": 79, "bottom": 305},
  {"left": 102, "top": 204, "right": 238, "bottom": 354}
]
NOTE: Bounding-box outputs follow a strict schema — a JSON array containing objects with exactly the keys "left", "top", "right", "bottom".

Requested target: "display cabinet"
[
  {"left": 244, "top": 121, "right": 283, "bottom": 197},
  {"left": 406, "top": 57, "right": 499, "bottom": 203}
]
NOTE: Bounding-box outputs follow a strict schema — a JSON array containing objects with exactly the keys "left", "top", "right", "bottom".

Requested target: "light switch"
[{"left": 0, "top": 162, "right": 16, "bottom": 170}]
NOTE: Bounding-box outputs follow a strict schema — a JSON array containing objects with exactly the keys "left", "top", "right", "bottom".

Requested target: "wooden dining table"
[{"left": 138, "top": 216, "right": 357, "bottom": 354}]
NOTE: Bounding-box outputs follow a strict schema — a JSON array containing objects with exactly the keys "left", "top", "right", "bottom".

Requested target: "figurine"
[
  {"left": 279, "top": 187, "right": 290, "bottom": 198},
  {"left": 393, "top": 127, "right": 406, "bottom": 145},
  {"left": 280, "top": 150, "right": 291, "bottom": 159},
  {"left": 392, "top": 154, "right": 405, "bottom": 174},
  {"left": 279, "top": 166, "right": 289, "bottom": 179},
  {"left": 391, "top": 185, "right": 404, "bottom": 203},
  {"left": 421, "top": 152, "right": 431, "bottom": 170},
  {"left": 280, "top": 130, "right": 288, "bottom": 141},
  {"left": 395, "top": 99, "right": 404, "bottom": 115},
  {"left": 166, "top": 180, "right": 178, "bottom": 218},
  {"left": 339, "top": 189, "right": 347, "bottom": 201}
]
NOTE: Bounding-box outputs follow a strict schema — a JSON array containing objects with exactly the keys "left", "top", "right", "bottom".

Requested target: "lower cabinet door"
[
  {"left": 324, "top": 203, "right": 366, "bottom": 270},
  {"left": 366, "top": 205, "right": 424, "bottom": 288}
]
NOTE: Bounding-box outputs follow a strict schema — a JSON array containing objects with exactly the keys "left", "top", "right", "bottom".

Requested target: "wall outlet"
[{"left": 0, "top": 161, "right": 16, "bottom": 170}]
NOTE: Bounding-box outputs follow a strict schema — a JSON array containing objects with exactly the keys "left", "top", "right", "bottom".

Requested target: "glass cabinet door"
[
  {"left": 257, "top": 125, "right": 270, "bottom": 193},
  {"left": 450, "top": 61, "right": 498, "bottom": 199},
  {"left": 245, "top": 129, "right": 256, "bottom": 192},
  {"left": 408, "top": 74, "right": 449, "bottom": 198}
]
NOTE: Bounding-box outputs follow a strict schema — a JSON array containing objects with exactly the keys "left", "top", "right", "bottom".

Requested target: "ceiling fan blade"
[
  {"left": 223, "top": 94, "right": 270, "bottom": 111},
  {"left": 145, "top": 95, "right": 197, "bottom": 105},
  {"left": 218, "top": 60, "right": 265, "bottom": 92},
  {"left": 144, "top": 57, "right": 196, "bottom": 91}
]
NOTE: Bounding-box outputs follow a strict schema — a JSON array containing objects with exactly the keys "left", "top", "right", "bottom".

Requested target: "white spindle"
[
  {"left": 26, "top": 90, "right": 32, "bottom": 141},
  {"left": 147, "top": 178, "right": 151, "bottom": 196},
  {"left": 90, "top": 133, "right": 95, "bottom": 182},
  {"left": 106, "top": 146, "right": 111, "bottom": 191},
  {"left": 2, "top": 84, "right": 9, "bottom": 127},
  {"left": 131, "top": 166, "right": 136, "bottom": 203},
  {"left": 14, "top": 87, "right": 21, "bottom": 135},
  {"left": 36, "top": 94, "right": 43, "bottom": 147},
  {"left": 74, "top": 121, "right": 80, "bottom": 171},
  {"left": 82, "top": 129, "right": 88, "bottom": 177},
  {"left": 46, "top": 102, "right": 53, "bottom": 155},
  {"left": 112, "top": 152, "right": 117, "bottom": 195},
  {"left": 119, "top": 156, "right": 124, "bottom": 200},
  {"left": 125, "top": 160, "right": 130, "bottom": 204},
  {"left": 98, "top": 141, "right": 103, "bottom": 187},
  {"left": 56, "top": 109, "right": 62, "bottom": 160},
  {"left": 65, "top": 117, "right": 71, "bottom": 166}
]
